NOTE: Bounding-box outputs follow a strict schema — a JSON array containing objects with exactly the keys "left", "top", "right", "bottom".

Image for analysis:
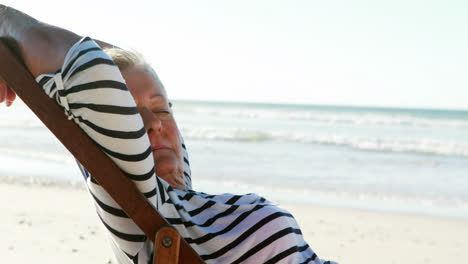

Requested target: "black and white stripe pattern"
[{"left": 36, "top": 37, "right": 330, "bottom": 264}]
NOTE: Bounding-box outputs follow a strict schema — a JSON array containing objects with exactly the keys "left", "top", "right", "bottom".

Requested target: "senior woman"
[{"left": 0, "top": 5, "right": 334, "bottom": 264}]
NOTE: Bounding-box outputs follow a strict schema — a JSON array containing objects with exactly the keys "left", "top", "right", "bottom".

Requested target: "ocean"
[{"left": 1, "top": 100, "right": 467, "bottom": 219}]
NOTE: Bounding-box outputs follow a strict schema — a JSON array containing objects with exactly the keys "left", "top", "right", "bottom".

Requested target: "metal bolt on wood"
[{"left": 162, "top": 236, "right": 173, "bottom": 248}]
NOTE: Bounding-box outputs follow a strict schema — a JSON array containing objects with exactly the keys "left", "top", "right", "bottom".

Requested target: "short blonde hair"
[
  {"left": 104, "top": 47, "right": 167, "bottom": 96},
  {"left": 104, "top": 48, "right": 144, "bottom": 71}
]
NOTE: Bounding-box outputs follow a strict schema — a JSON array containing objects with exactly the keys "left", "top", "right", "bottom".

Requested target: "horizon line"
[{"left": 171, "top": 98, "right": 468, "bottom": 112}]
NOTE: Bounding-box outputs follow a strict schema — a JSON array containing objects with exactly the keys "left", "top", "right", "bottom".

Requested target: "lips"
[{"left": 152, "top": 144, "right": 169, "bottom": 151}]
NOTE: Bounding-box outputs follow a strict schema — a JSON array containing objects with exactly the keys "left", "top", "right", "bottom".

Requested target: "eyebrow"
[
  {"left": 150, "top": 94, "right": 164, "bottom": 100},
  {"left": 135, "top": 94, "right": 165, "bottom": 106}
]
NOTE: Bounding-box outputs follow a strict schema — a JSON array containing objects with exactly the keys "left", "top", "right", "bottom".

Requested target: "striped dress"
[{"left": 36, "top": 37, "right": 331, "bottom": 264}]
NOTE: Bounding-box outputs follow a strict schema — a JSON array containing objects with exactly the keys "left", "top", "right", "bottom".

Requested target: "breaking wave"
[{"left": 181, "top": 127, "right": 468, "bottom": 157}]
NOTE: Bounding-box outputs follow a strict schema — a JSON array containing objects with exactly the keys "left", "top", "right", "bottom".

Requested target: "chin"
[{"left": 154, "top": 160, "right": 185, "bottom": 190}]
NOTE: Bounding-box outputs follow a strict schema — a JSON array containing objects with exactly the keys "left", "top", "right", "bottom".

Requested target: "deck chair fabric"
[{"left": 1, "top": 37, "right": 326, "bottom": 264}]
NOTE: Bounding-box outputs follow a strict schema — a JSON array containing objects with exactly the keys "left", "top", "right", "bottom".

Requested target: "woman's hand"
[{"left": 0, "top": 74, "right": 16, "bottom": 106}]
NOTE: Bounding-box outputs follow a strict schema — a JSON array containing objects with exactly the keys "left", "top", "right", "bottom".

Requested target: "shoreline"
[{"left": 0, "top": 180, "right": 467, "bottom": 263}]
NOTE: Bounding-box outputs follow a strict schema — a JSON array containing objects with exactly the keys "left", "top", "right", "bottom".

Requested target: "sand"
[
  {"left": 286, "top": 205, "right": 468, "bottom": 264},
  {"left": 0, "top": 181, "right": 467, "bottom": 264}
]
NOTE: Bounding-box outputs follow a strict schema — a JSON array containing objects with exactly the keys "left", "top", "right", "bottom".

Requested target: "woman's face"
[{"left": 122, "top": 67, "right": 185, "bottom": 189}]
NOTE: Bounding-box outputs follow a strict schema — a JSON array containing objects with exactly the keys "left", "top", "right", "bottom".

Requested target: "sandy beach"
[{"left": 0, "top": 180, "right": 467, "bottom": 264}]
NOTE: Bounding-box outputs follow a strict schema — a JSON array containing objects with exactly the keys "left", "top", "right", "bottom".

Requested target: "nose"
[
  {"left": 148, "top": 116, "right": 162, "bottom": 133},
  {"left": 141, "top": 108, "right": 162, "bottom": 134}
]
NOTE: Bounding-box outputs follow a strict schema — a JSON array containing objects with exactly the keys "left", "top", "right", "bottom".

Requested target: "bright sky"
[{"left": 4, "top": 0, "right": 468, "bottom": 110}]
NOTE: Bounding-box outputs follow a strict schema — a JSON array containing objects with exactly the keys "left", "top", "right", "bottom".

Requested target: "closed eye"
[{"left": 153, "top": 110, "right": 172, "bottom": 121}]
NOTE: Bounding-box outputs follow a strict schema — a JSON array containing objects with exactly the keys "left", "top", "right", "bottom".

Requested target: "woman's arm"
[
  {"left": 0, "top": 4, "right": 81, "bottom": 107},
  {"left": 0, "top": 5, "right": 116, "bottom": 75},
  {"left": 0, "top": 4, "right": 81, "bottom": 78},
  {"left": 0, "top": 5, "right": 117, "bottom": 107}
]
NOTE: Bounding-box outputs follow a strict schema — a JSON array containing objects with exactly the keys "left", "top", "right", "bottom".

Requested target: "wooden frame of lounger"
[{"left": 0, "top": 39, "right": 204, "bottom": 264}]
